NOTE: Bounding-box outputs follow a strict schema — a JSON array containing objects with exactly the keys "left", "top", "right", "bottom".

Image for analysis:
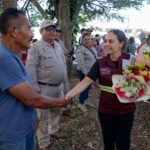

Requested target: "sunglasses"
[
  {"left": 56, "top": 29, "right": 61, "bottom": 33},
  {"left": 44, "top": 27, "right": 56, "bottom": 32}
]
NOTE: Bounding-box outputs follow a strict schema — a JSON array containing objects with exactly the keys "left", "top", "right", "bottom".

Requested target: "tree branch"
[
  {"left": 70, "top": 0, "right": 86, "bottom": 28},
  {"left": 31, "top": 0, "right": 49, "bottom": 19}
]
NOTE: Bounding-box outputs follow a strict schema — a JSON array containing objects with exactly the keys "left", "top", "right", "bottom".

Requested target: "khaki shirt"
[
  {"left": 26, "top": 39, "right": 68, "bottom": 92},
  {"left": 56, "top": 38, "right": 69, "bottom": 55},
  {"left": 76, "top": 44, "right": 97, "bottom": 75}
]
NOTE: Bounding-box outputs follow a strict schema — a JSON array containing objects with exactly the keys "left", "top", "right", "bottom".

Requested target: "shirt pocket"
[{"left": 42, "top": 52, "right": 54, "bottom": 68}]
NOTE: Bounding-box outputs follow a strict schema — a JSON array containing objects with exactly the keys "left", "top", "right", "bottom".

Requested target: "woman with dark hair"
[
  {"left": 66, "top": 29, "right": 136, "bottom": 150},
  {"left": 76, "top": 33, "right": 97, "bottom": 112},
  {"left": 127, "top": 36, "right": 136, "bottom": 55}
]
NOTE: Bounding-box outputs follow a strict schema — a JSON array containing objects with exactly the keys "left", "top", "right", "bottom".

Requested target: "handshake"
[{"left": 58, "top": 94, "right": 73, "bottom": 108}]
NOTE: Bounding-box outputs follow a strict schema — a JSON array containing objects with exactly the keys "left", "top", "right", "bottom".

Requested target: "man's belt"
[{"left": 38, "top": 81, "right": 61, "bottom": 86}]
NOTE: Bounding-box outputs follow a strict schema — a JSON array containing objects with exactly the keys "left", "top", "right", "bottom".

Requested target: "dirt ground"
[{"left": 37, "top": 76, "right": 150, "bottom": 150}]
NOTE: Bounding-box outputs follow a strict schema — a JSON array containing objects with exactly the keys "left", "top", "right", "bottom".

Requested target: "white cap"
[{"left": 40, "top": 20, "right": 56, "bottom": 29}]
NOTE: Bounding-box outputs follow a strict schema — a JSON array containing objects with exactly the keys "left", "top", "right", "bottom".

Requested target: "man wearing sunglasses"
[{"left": 26, "top": 20, "right": 69, "bottom": 150}]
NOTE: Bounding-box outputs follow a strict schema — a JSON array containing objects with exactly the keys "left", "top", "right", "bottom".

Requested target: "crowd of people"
[{"left": 0, "top": 7, "right": 149, "bottom": 150}]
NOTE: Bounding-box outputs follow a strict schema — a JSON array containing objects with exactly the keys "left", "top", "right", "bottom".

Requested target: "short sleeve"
[
  {"left": 0, "top": 56, "right": 26, "bottom": 91},
  {"left": 87, "top": 60, "right": 99, "bottom": 81}
]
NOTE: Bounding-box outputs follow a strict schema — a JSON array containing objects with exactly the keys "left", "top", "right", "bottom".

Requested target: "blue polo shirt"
[{"left": 0, "top": 43, "right": 37, "bottom": 142}]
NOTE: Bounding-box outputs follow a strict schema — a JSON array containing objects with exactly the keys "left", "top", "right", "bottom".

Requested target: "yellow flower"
[
  {"left": 139, "top": 70, "right": 148, "bottom": 76},
  {"left": 134, "top": 63, "right": 145, "bottom": 69}
]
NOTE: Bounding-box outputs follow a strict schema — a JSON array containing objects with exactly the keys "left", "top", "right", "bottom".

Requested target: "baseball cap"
[{"left": 40, "top": 20, "right": 56, "bottom": 29}]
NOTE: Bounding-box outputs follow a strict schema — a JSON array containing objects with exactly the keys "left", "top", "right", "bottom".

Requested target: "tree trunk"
[
  {"left": 58, "top": 0, "right": 73, "bottom": 76},
  {"left": 58, "top": 0, "right": 72, "bottom": 51},
  {"left": 2, "top": 0, "right": 17, "bottom": 10}
]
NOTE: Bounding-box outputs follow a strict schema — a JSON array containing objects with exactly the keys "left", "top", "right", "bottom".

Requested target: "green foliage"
[
  {"left": 46, "top": 0, "right": 59, "bottom": 20},
  {"left": 27, "top": 3, "right": 43, "bottom": 27},
  {"left": 79, "top": 0, "right": 145, "bottom": 23},
  {"left": 0, "top": 0, "right": 146, "bottom": 25},
  {"left": 70, "top": 0, "right": 78, "bottom": 20},
  {"left": 42, "top": 0, "right": 145, "bottom": 30},
  {"left": 44, "top": 0, "right": 145, "bottom": 44},
  {"left": 72, "top": 23, "right": 80, "bottom": 46}
]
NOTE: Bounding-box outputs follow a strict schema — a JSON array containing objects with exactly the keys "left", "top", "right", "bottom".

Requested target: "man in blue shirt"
[{"left": 0, "top": 8, "right": 70, "bottom": 150}]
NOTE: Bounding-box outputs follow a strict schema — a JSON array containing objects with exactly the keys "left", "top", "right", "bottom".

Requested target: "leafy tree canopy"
[
  {"left": 0, "top": 0, "right": 146, "bottom": 28},
  {"left": 46, "top": 0, "right": 145, "bottom": 25}
]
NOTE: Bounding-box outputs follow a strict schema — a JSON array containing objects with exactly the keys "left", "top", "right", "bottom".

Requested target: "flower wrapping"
[
  {"left": 112, "top": 75, "right": 150, "bottom": 103},
  {"left": 123, "top": 64, "right": 150, "bottom": 83}
]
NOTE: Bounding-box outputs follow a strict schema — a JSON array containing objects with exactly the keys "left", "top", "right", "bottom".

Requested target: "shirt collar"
[
  {"left": 0, "top": 43, "right": 19, "bottom": 57},
  {"left": 41, "top": 38, "right": 55, "bottom": 47},
  {"left": 106, "top": 53, "right": 130, "bottom": 68}
]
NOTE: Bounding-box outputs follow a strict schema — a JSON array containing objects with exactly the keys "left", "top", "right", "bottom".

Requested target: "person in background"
[
  {"left": 95, "top": 34, "right": 101, "bottom": 44},
  {"left": 55, "top": 26, "right": 72, "bottom": 62},
  {"left": 78, "top": 28, "right": 87, "bottom": 44},
  {"left": 32, "top": 38, "right": 38, "bottom": 43},
  {"left": 55, "top": 27, "right": 69, "bottom": 55},
  {"left": 140, "top": 36, "right": 150, "bottom": 52},
  {"left": 20, "top": 49, "right": 28, "bottom": 65},
  {"left": 66, "top": 29, "right": 136, "bottom": 150},
  {"left": 0, "top": 8, "right": 69, "bottom": 150},
  {"left": 26, "top": 20, "right": 71, "bottom": 150},
  {"left": 136, "top": 37, "right": 146, "bottom": 54},
  {"left": 20, "top": 39, "right": 37, "bottom": 65},
  {"left": 99, "top": 34, "right": 107, "bottom": 57},
  {"left": 140, "top": 36, "right": 150, "bottom": 67},
  {"left": 127, "top": 36, "right": 136, "bottom": 55},
  {"left": 86, "top": 28, "right": 93, "bottom": 36},
  {"left": 76, "top": 33, "right": 97, "bottom": 112},
  {"left": 91, "top": 37, "right": 99, "bottom": 57},
  {"left": 55, "top": 26, "right": 75, "bottom": 118}
]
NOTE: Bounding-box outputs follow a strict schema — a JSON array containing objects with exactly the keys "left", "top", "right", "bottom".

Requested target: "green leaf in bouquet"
[{"left": 128, "top": 65, "right": 139, "bottom": 71}]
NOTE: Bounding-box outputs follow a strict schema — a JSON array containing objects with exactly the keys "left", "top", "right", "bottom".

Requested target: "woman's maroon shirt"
[{"left": 88, "top": 53, "right": 136, "bottom": 115}]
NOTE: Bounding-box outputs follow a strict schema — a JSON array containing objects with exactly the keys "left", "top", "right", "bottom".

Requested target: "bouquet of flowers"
[
  {"left": 123, "top": 64, "right": 150, "bottom": 82},
  {"left": 112, "top": 50, "right": 150, "bottom": 103},
  {"left": 123, "top": 50, "right": 150, "bottom": 83},
  {"left": 112, "top": 75, "right": 148, "bottom": 103}
]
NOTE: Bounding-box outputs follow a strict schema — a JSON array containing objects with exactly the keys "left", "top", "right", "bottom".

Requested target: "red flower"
[
  {"left": 138, "top": 88, "right": 145, "bottom": 96},
  {"left": 115, "top": 86, "right": 121, "bottom": 92},
  {"left": 117, "top": 91, "right": 126, "bottom": 98},
  {"left": 115, "top": 87, "right": 125, "bottom": 98},
  {"left": 143, "top": 74, "right": 150, "bottom": 82},
  {"left": 133, "top": 70, "right": 140, "bottom": 75}
]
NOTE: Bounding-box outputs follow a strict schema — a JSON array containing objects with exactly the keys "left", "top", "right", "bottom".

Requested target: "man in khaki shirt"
[{"left": 26, "top": 20, "right": 69, "bottom": 150}]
